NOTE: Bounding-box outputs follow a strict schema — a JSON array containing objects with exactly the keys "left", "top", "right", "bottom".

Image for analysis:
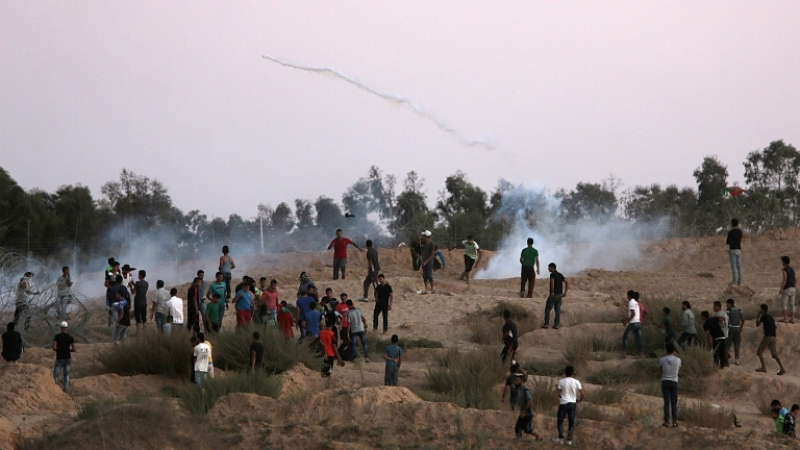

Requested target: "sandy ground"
[{"left": 2, "top": 231, "right": 800, "bottom": 449}]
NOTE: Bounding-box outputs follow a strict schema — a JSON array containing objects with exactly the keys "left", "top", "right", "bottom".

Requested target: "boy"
[
  {"left": 193, "top": 332, "right": 211, "bottom": 387},
  {"left": 319, "top": 321, "right": 344, "bottom": 377},
  {"left": 514, "top": 375, "right": 543, "bottom": 441},
  {"left": 277, "top": 301, "right": 295, "bottom": 338},
  {"left": 501, "top": 362, "right": 528, "bottom": 410},
  {"left": 383, "top": 334, "right": 403, "bottom": 386},
  {"left": 205, "top": 293, "right": 222, "bottom": 333}
]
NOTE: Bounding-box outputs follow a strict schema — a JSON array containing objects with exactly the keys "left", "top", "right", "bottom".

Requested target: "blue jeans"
[
  {"left": 729, "top": 250, "right": 742, "bottom": 285},
  {"left": 557, "top": 402, "right": 576, "bottom": 440},
  {"left": 350, "top": 330, "right": 369, "bottom": 360},
  {"left": 385, "top": 365, "right": 399, "bottom": 386},
  {"left": 155, "top": 312, "right": 166, "bottom": 332},
  {"left": 622, "top": 322, "right": 643, "bottom": 353},
  {"left": 222, "top": 273, "right": 232, "bottom": 299},
  {"left": 677, "top": 332, "right": 695, "bottom": 350},
  {"left": 661, "top": 380, "right": 678, "bottom": 424},
  {"left": 194, "top": 370, "right": 207, "bottom": 388},
  {"left": 58, "top": 294, "right": 73, "bottom": 321},
  {"left": 544, "top": 294, "right": 563, "bottom": 327},
  {"left": 54, "top": 359, "right": 71, "bottom": 392}
]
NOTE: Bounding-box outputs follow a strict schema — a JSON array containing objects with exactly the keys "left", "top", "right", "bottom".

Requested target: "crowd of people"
[{"left": 1, "top": 221, "right": 798, "bottom": 443}]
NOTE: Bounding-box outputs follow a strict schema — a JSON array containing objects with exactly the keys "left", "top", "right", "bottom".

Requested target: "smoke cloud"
[
  {"left": 476, "top": 186, "right": 669, "bottom": 279},
  {"left": 263, "top": 55, "right": 496, "bottom": 150}
]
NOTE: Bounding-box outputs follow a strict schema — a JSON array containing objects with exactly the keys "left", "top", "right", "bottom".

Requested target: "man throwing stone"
[{"left": 449, "top": 235, "right": 482, "bottom": 286}]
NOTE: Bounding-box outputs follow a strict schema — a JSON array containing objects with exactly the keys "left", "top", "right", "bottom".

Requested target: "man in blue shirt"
[
  {"left": 383, "top": 334, "right": 403, "bottom": 386},
  {"left": 304, "top": 303, "right": 322, "bottom": 339},
  {"left": 296, "top": 292, "right": 315, "bottom": 341}
]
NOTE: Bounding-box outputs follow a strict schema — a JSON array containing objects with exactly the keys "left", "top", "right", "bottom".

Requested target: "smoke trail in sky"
[{"left": 263, "top": 55, "right": 496, "bottom": 150}]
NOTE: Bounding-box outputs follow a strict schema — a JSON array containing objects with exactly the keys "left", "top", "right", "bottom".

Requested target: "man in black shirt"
[
  {"left": 701, "top": 311, "right": 727, "bottom": 369},
  {"left": 373, "top": 274, "right": 393, "bottom": 334},
  {"left": 1, "top": 322, "right": 23, "bottom": 362},
  {"left": 52, "top": 321, "right": 75, "bottom": 392},
  {"left": 132, "top": 270, "right": 149, "bottom": 335},
  {"left": 250, "top": 332, "right": 264, "bottom": 371},
  {"left": 726, "top": 218, "right": 743, "bottom": 285},
  {"left": 780, "top": 256, "right": 796, "bottom": 323},
  {"left": 543, "top": 263, "right": 569, "bottom": 330},
  {"left": 501, "top": 309, "right": 519, "bottom": 363},
  {"left": 756, "top": 304, "right": 786, "bottom": 375}
]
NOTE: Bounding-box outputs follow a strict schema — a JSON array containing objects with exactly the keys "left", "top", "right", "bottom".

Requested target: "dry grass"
[
  {"left": 619, "top": 402, "right": 659, "bottom": 426},
  {"left": 678, "top": 345, "right": 716, "bottom": 397},
  {"left": 588, "top": 386, "right": 624, "bottom": 405},
  {"left": 634, "top": 381, "right": 662, "bottom": 398},
  {"left": 523, "top": 360, "right": 564, "bottom": 378},
  {"left": 97, "top": 330, "right": 193, "bottom": 377},
  {"left": 526, "top": 376, "right": 560, "bottom": 412},
  {"left": 211, "top": 324, "right": 322, "bottom": 374},
  {"left": 425, "top": 346, "right": 507, "bottom": 410},
  {"left": 174, "top": 371, "right": 282, "bottom": 414},
  {"left": 580, "top": 403, "right": 614, "bottom": 422},
  {"left": 587, "top": 367, "right": 631, "bottom": 385},
  {"left": 678, "top": 400, "right": 735, "bottom": 429},
  {"left": 469, "top": 301, "right": 537, "bottom": 345}
]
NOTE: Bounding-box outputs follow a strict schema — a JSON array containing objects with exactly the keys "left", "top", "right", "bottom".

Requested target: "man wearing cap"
[
  {"left": 420, "top": 231, "right": 436, "bottom": 294},
  {"left": 52, "top": 321, "right": 75, "bottom": 393},
  {"left": 327, "top": 229, "right": 363, "bottom": 280},
  {"left": 15, "top": 272, "right": 38, "bottom": 328}
]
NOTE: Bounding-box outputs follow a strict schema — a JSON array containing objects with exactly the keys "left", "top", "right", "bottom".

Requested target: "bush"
[
  {"left": 175, "top": 371, "right": 282, "bottom": 414},
  {"left": 588, "top": 386, "right": 624, "bottom": 405},
  {"left": 678, "top": 400, "right": 735, "bottom": 429},
  {"left": 587, "top": 367, "right": 631, "bottom": 385},
  {"left": 468, "top": 301, "right": 537, "bottom": 345},
  {"left": 523, "top": 360, "right": 563, "bottom": 378},
  {"left": 678, "top": 345, "right": 715, "bottom": 396},
  {"left": 97, "top": 330, "right": 193, "bottom": 377},
  {"left": 210, "top": 324, "right": 322, "bottom": 374},
  {"left": 425, "top": 347, "right": 506, "bottom": 410},
  {"left": 634, "top": 381, "right": 662, "bottom": 397},
  {"left": 526, "top": 377, "right": 559, "bottom": 412},
  {"left": 580, "top": 403, "right": 613, "bottom": 422},
  {"left": 75, "top": 398, "right": 125, "bottom": 421},
  {"left": 563, "top": 334, "right": 621, "bottom": 373}
]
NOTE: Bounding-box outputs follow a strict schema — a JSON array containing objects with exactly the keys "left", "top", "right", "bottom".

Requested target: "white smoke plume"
[
  {"left": 476, "top": 185, "right": 670, "bottom": 279},
  {"left": 262, "top": 55, "right": 496, "bottom": 150}
]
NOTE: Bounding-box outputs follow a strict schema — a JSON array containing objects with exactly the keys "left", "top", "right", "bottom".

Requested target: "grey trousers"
[{"left": 726, "top": 326, "right": 742, "bottom": 359}]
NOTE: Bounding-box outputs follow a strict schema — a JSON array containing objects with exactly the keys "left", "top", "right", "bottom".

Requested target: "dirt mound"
[
  {"left": 276, "top": 363, "right": 324, "bottom": 399},
  {"left": 69, "top": 373, "right": 176, "bottom": 399},
  {"left": 0, "top": 364, "right": 74, "bottom": 416},
  {"left": 0, "top": 417, "right": 17, "bottom": 450},
  {"left": 725, "top": 284, "right": 757, "bottom": 298}
]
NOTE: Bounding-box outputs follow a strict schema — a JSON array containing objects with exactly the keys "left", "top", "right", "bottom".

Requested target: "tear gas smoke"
[
  {"left": 263, "top": 55, "right": 496, "bottom": 150},
  {"left": 475, "top": 186, "right": 670, "bottom": 279}
]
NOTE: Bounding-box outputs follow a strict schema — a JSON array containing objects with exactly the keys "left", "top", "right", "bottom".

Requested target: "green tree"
[
  {"left": 294, "top": 199, "right": 314, "bottom": 230},
  {"left": 556, "top": 181, "right": 618, "bottom": 223},
  {"left": 743, "top": 140, "right": 800, "bottom": 229},
  {"left": 692, "top": 156, "right": 729, "bottom": 234},
  {"left": 314, "top": 196, "right": 346, "bottom": 231},
  {"left": 436, "top": 171, "right": 489, "bottom": 246}
]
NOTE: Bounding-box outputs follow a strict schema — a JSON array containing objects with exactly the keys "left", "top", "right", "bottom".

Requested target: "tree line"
[{"left": 1, "top": 140, "right": 799, "bottom": 265}]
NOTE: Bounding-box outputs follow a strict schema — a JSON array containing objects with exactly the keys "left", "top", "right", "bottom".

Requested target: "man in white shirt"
[
  {"left": 659, "top": 343, "right": 681, "bottom": 427},
  {"left": 620, "top": 290, "right": 644, "bottom": 358},
  {"left": 150, "top": 280, "right": 171, "bottom": 332},
  {"left": 166, "top": 288, "right": 184, "bottom": 331},
  {"left": 192, "top": 332, "right": 211, "bottom": 387},
  {"left": 555, "top": 365, "right": 584, "bottom": 445},
  {"left": 56, "top": 266, "right": 74, "bottom": 321}
]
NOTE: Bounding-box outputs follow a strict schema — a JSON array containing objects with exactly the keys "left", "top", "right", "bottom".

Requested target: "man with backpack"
[
  {"left": 513, "top": 374, "right": 543, "bottom": 441},
  {"left": 621, "top": 290, "right": 645, "bottom": 358}
]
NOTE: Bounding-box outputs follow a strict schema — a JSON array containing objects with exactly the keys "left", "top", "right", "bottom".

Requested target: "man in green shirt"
[
  {"left": 660, "top": 307, "right": 677, "bottom": 346},
  {"left": 204, "top": 293, "right": 222, "bottom": 333},
  {"left": 519, "top": 238, "right": 540, "bottom": 298},
  {"left": 206, "top": 272, "right": 228, "bottom": 326},
  {"left": 449, "top": 235, "right": 482, "bottom": 286}
]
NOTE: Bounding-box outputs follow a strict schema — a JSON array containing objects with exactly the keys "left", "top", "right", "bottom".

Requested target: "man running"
[
  {"left": 543, "top": 263, "right": 568, "bottom": 329},
  {"left": 373, "top": 274, "right": 393, "bottom": 334},
  {"left": 519, "top": 238, "right": 539, "bottom": 298},
  {"left": 514, "top": 375, "right": 543, "bottom": 441},
  {"left": 501, "top": 310, "right": 519, "bottom": 363},
  {"left": 659, "top": 343, "right": 681, "bottom": 428},
  {"left": 56, "top": 266, "right": 74, "bottom": 321},
  {"left": 383, "top": 334, "right": 403, "bottom": 386},
  {"left": 555, "top": 365, "right": 584, "bottom": 445},
  {"left": 677, "top": 301, "right": 696, "bottom": 350},
  {"left": 756, "top": 304, "right": 786, "bottom": 375},
  {"left": 501, "top": 362, "right": 528, "bottom": 411},
  {"left": 327, "top": 229, "right": 362, "bottom": 280},
  {"left": 621, "top": 290, "right": 644, "bottom": 358},
  {"left": 726, "top": 219, "right": 743, "bottom": 285},
  {"left": 780, "top": 256, "right": 796, "bottom": 323},
  {"left": 361, "top": 239, "right": 380, "bottom": 301},
  {"left": 420, "top": 230, "right": 436, "bottom": 294},
  {"left": 52, "top": 321, "right": 75, "bottom": 393},
  {"left": 701, "top": 310, "right": 726, "bottom": 369},
  {"left": 449, "top": 235, "right": 482, "bottom": 286},
  {"left": 725, "top": 299, "right": 745, "bottom": 365},
  {"left": 219, "top": 245, "right": 236, "bottom": 300}
]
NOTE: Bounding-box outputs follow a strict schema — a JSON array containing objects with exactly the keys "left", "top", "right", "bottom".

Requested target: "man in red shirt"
[
  {"left": 327, "top": 229, "right": 362, "bottom": 280},
  {"left": 319, "top": 321, "right": 344, "bottom": 377},
  {"left": 335, "top": 293, "right": 351, "bottom": 343},
  {"left": 277, "top": 301, "right": 295, "bottom": 338}
]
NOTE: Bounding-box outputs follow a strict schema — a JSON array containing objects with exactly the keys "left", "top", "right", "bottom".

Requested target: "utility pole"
[{"left": 260, "top": 215, "right": 264, "bottom": 254}]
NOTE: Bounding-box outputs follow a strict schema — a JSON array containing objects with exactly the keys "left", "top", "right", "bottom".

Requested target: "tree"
[
  {"left": 391, "top": 171, "right": 436, "bottom": 243},
  {"left": 692, "top": 156, "right": 729, "bottom": 233},
  {"left": 294, "top": 199, "right": 314, "bottom": 230},
  {"left": 436, "top": 171, "right": 489, "bottom": 245},
  {"left": 271, "top": 203, "right": 294, "bottom": 233},
  {"left": 556, "top": 181, "right": 618, "bottom": 223},
  {"left": 314, "top": 196, "right": 346, "bottom": 231},
  {"left": 743, "top": 140, "right": 800, "bottom": 228},
  {"left": 622, "top": 184, "right": 698, "bottom": 236}
]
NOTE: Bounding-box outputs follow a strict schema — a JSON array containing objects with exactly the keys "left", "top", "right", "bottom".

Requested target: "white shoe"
[
  {"left": 553, "top": 438, "right": 564, "bottom": 444},
  {"left": 358, "top": 297, "right": 369, "bottom": 302},
  {"left": 567, "top": 441, "right": 573, "bottom": 446}
]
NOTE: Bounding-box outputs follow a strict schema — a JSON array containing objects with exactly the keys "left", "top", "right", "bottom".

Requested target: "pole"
[{"left": 260, "top": 215, "right": 264, "bottom": 254}]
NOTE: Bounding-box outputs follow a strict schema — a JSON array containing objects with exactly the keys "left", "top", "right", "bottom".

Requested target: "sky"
[{"left": 2, "top": 1, "right": 799, "bottom": 219}]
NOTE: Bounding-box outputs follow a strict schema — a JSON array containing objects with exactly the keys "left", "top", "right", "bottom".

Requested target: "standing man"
[
  {"left": 151, "top": 280, "right": 170, "bottom": 332},
  {"left": 167, "top": 288, "right": 185, "bottom": 331},
  {"left": 449, "top": 235, "right": 482, "bottom": 286},
  {"left": 501, "top": 310, "right": 519, "bottom": 363},
  {"left": 187, "top": 277, "right": 202, "bottom": 332},
  {"left": 780, "top": 256, "right": 796, "bottom": 323},
  {"left": 132, "top": 270, "right": 149, "bottom": 336},
  {"left": 15, "top": 272, "right": 38, "bottom": 327},
  {"left": 677, "top": 301, "right": 697, "bottom": 350},
  {"left": 361, "top": 239, "right": 380, "bottom": 301},
  {"left": 621, "top": 290, "right": 644, "bottom": 358},
  {"left": 756, "top": 303, "right": 787, "bottom": 375},
  {"left": 346, "top": 299, "right": 370, "bottom": 362},
  {"left": 192, "top": 332, "right": 211, "bottom": 387},
  {"left": 207, "top": 272, "right": 228, "bottom": 325},
  {"left": 373, "top": 274, "right": 393, "bottom": 335},
  {"left": 555, "top": 365, "right": 584, "bottom": 446},
  {"left": 52, "top": 321, "right": 75, "bottom": 393},
  {"left": 232, "top": 282, "right": 253, "bottom": 328},
  {"left": 543, "top": 263, "right": 568, "bottom": 329},
  {"left": 196, "top": 270, "right": 207, "bottom": 318},
  {"left": 420, "top": 230, "right": 436, "bottom": 295},
  {"left": 219, "top": 245, "right": 236, "bottom": 300},
  {"left": 409, "top": 236, "right": 423, "bottom": 271},
  {"left": 725, "top": 299, "right": 745, "bottom": 366},
  {"left": 56, "top": 267, "right": 74, "bottom": 322},
  {"left": 659, "top": 343, "right": 681, "bottom": 428},
  {"left": 121, "top": 264, "right": 136, "bottom": 293},
  {"left": 319, "top": 321, "right": 343, "bottom": 377},
  {"left": 383, "top": 334, "right": 403, "bottom": 386},
  {"left": 519, "top": 238, "right": 540, "bottom": 298},
  {"left": 327, "top": 229, "right": 362, "bottom": 280},
  {"left": 296, "top": 291, "right": 315, "bottom": 340},
  {"left": 701, "top": 310, "right": 727, "bottom": 369},
  {"left": 726, "top": 218, "right": 743, "bottom": 285}
]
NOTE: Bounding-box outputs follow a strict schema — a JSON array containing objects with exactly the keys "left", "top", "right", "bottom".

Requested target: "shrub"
[
  {"left": 175, "top": 371, "right": 282, "bottom": 414},
  {"left": 580, "top": 403, "right": 613, "bottom": 422},
  {"left": 587, "top": 367, "right": 631, "bottom": 385},
  {"left": 678, "top": 345, "right": 715, "bottom": 396},
  {"left": 97, "top": 330, "right": 193, "bottom": 377},
  {"left": 526, "top": 376, "right": 559, "bottom": 412},
  {"left": 634, "top": 381, "right": 662, "bottom": 397},
  {"left": 523, "top": 360, "right": 563, "bottom": 378},
  {"left": 425, "top": 347, "right": 506, "bottom": 410},
  {"left": 469, "top": 301, "right": 537, "bottom": 345},
  {"left": 75, "top": 398, "right": 125, "bottom": 421},
  {"left": 210, "top": 324, "right": 322, "bottom": 373},
  {"left": 588, "top": 386, "right": 624, "bottom": 405},
  {"left": 563, "top": 335, "right": 592, "bottom": 373},
  {"left": 678, "top": 400, "right": 735, "bottom": 429}
]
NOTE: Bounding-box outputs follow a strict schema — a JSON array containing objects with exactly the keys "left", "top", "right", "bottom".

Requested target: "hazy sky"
[{"left": 2, "top": 1, "right": 799, "bottom": 219}]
